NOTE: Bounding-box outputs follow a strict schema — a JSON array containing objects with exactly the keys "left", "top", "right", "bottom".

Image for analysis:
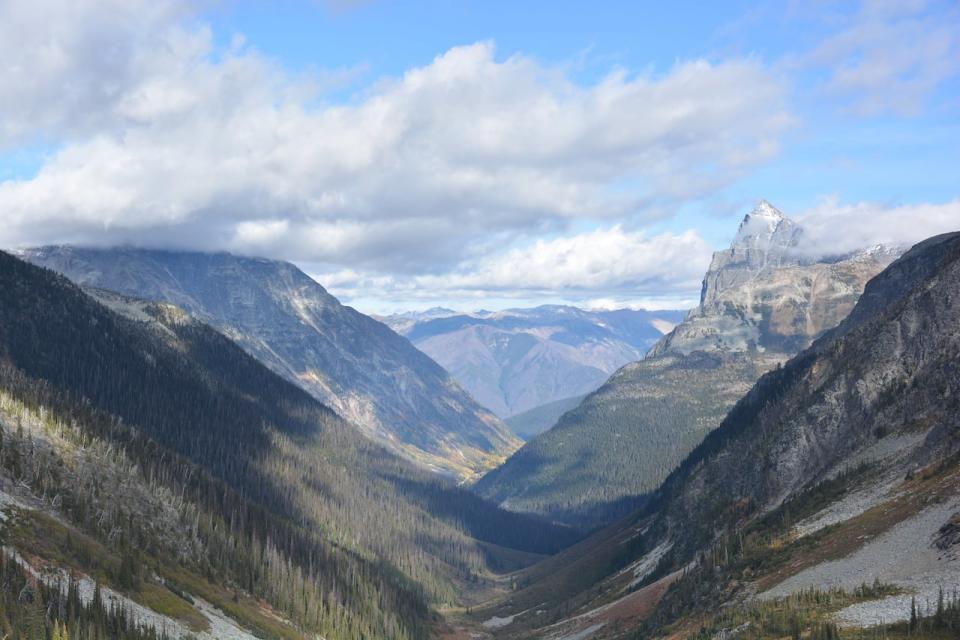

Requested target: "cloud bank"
[
  {"left": 797, "top": 198, "right": 960, "bottom": 257},
  {"left": 0, "top": 0, "right": 957, "bottom": 312},
  {"left": 0, "top": 0, "right": 789, "bottom": 290}
]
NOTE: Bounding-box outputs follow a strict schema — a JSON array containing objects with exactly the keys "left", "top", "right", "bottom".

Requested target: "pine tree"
[{"left": 910, "top": 595, "right": 918, "bottom": 632}]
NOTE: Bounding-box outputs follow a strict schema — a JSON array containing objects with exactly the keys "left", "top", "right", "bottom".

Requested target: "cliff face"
[
  {"left": 662, "top": 232, "right": 960, "bottom": 532},
  {"left": 651, "top": 201, "right": 899, "bottom": 357},
  {"left": 21, "top": 246, "right": 520, "bottom": 479},
  {"left": 475, "top": 202, "right": 898, "bottom": 527}
]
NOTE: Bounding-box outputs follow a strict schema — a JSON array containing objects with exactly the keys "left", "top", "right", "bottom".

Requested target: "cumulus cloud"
[
  {"left": 796, "top": 197, "right": 960, "bottom": 256},
  {"left": 2, "top": 1, "right": 952, "bottom": 312},
  {"left": 0, "top": 0, "right": 191, "bottom": 149},
  {"left": 804, "top": 0, "right": 960, "bottom": 115},
  {"left": 311, "top": 226, "right": 712, "bottom": 310},
  {"left": 0, "top": 0, "right": 791, "bottom": 281}
]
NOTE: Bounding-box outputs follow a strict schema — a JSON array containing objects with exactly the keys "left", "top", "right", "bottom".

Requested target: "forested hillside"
[
  {"left": 0, "top": 251, "right": 577, "bottom": 639},
  {"left": 474, "top": 352, "right": 776, "bottom": 526},
  {"left": 22, "top": 247, "right": 520, "bottom": 480}
]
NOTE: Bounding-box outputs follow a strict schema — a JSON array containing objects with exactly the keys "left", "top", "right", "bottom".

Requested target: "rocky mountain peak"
[
  {"left": 649, "top": 201, "right": 898, "bottom": 357},
  {"left": 734, "top": 199, "right": 786, "bottom": 235},
  {"left": 724, "top": 199, "right": 802, "bottom": 277}
]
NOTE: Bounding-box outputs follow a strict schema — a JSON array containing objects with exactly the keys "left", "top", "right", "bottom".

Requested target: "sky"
[{"left": 0, "top": 0, "right": 958, "bottom": 314}]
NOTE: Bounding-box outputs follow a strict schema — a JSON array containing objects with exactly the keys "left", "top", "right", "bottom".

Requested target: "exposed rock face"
[
  {"left": 474, "top": 201, "right": 898, "bottom": 526},
  {"left": 935, "top": 512, "right": 960, "bottom": 550},
  {"left": 656, "top": 231, "right": 960, "bottom": 551},
  {"left": 385, "top": 305, "right": 684, "bottom": 423},
  {"left": 651, "top": 201, "right": 899, "bottom": 357},
  {"left": 21, "top": 246, "right": 520, "bottom": 479},
  {"left": 700, "top": 200, "right": 803, "bottom": 305}
]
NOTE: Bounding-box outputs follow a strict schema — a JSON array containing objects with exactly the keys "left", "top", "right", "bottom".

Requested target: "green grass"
[
  {"left": 139, "top": 582, "right": 209, "bottom": 632},
  {"left": 158, "top": 563, "right": 304, "bottom": 640}
]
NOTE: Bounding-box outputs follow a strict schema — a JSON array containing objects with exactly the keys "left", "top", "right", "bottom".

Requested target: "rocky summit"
[{"left": 651, "top": 200, "right": 901, "bottom": 357}]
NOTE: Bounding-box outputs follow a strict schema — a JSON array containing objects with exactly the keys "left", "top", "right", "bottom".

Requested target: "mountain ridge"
[
  {"left": 383, "top": 304, "right": 684, "bottom": 430},
  {"left": 468, "top": 230, "right": 960, "bottom": 640},
  {"left": 0, "top": 249, "right": 579, "bottom": 639},
  {"left": 20, "top": 245, "right": 520, "bottom": 480}
]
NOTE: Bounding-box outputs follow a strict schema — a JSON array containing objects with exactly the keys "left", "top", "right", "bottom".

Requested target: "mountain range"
[
  {"left": 463, "top": 230, "right": 960, "bottom": 640},
  {"left": 473, "top": 202, "right": 901, "bottom": 526},
  {"left": 2, "top": 223, "right": 957, "bottom": 640},
  {"left": 20, "top": 247, "right": 520, "bottom": 480},
  {"left": 381, "top": 305, "right": 684, "bottom": 438},
  {"left": 1, "top": 201, "right": 955, "bottom": 640}
]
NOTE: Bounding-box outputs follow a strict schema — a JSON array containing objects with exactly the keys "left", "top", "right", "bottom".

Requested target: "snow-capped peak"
[
  {"left": 754, "top": 199, "right": 784, "bottom": 219},
  {"left": 732, "top": 200, "right": 797, "bottom": 248}
]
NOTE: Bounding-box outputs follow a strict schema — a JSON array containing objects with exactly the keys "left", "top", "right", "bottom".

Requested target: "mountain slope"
[
  {"left": 473, "top": 231, "right": 960, "bottom": 640},
  {"left": 474, "top": 202, "right": 897, "bottom": 527},
  {"left": 386, "top": 305, "right": 684, "bottom": 424},
  {"left": 504, "top": 393, "right": 587, "bottom": 440},
  {"left": 0, "top": 251, "right": 577, "bottom": 639},
  {"left": 21, "top": 246, "right": 519, "bottom": 479},
  {"left": 474, "top": 351, "right": 778, "bottom": 525}
]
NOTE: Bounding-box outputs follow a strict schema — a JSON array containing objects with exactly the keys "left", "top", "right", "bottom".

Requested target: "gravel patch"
[
  {"left": 627, "top": 541, "right": 673, "bottom": 589},
  {"left": 553, "top": 622, "right": 605, "bottom": 640},
  {"left": 762, "top": 498, "right": 960, "bottom": 627},
  {"left": 794, "top": 477, "right": 901, "bottom": 538},
  {"left": 482, "top": 614, "right": 517, "bottom": 629}
]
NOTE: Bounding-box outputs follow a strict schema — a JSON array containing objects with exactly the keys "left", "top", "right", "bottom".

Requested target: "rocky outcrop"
[
  {"left": 651, "top": 201, "right": 899, "bottom": 357},
  {"left": 658, "top": 232, "right": 960, "bottom": 552},
  {"left": 482, "top": 232, "right": 960, "bottom": 640}
]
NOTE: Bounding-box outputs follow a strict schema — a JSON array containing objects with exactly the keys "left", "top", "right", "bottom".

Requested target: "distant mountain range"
[
  {"left": 21, "top": 247, "right": 520, "bottom": 479},
  {"left": 469, "top": 231, "right": 960, "bottom": 640},
  {"left": 474, "top": 201, "right": 901, "bottom": 526},
  {"left": 379, "top": 305, "right": 685, "bottom": 437}
]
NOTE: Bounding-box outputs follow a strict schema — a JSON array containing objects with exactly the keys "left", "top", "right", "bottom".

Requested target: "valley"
[
  {"left": 1, "top": 206, "right": 956, "bottom": 640},
  {"left": 455, "top": 230, "right": 960, "bottom": 640},
  {"left": 1, "top": 2, "right": 958, "bottom": 637}
]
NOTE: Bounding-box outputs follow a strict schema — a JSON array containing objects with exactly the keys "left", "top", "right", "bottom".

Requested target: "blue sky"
[{"left": 0, "top": 0, "right": 958, "bottom": 312}]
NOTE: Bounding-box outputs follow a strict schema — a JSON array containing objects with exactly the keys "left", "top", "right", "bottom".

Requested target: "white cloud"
[
  {"left": 0, "top": 0, "right": 191, "bottom": 149},
  {"left": 0, "top": 1, "right": 791, "bottom": 281},
  {"left": 423, "top": 227, "right": 711, "bottom": 291},
  {"left": 5, "top": 1, "right": 953, "bottom": 314},
  {"left": 312, "top": 226, "right": 712, "bottom": 312},
  {"left": 804, "top": 0, "right": 960, "bottom": 115},
  {"left": 797, "top": 197, "right": 960, "bottom": 256}
]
